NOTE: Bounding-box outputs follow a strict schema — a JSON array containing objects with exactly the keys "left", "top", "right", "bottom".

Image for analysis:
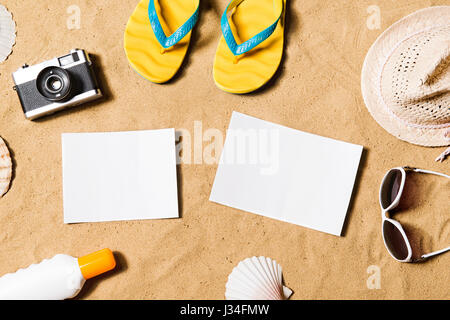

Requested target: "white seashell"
[
  {"left": 0, "top": 5, "right": 16, "bottom": 63},
  {"left": 0, "top": 136, "right": 12, "bottom": 197},
  {"left": 225, "top": 256, "right": 293, "bottom": 300}
]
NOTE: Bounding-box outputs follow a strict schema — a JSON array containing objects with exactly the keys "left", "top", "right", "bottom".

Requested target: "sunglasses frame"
[{"left": 379, "top": 166, "right": 450, "bottom": 263}]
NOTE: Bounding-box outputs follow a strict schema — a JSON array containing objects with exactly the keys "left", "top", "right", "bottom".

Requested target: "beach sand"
[{"left": 0, "top": 0, "right": 448, "bottom": 299}]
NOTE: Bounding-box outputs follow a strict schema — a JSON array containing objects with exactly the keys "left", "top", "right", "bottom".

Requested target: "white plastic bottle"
[{"left": 0, "top": 248, "right": 116, "bottom": 300}]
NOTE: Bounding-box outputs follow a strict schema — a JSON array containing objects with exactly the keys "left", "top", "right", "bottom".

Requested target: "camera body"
[{"left": 12, "top": 49, "right": 102, "bottom": 120}]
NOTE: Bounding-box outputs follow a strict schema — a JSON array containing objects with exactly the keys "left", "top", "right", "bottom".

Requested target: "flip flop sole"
[
  {"left": 124, "top": 0, "right": 195, "bottom": 83},
  {"left": 213, "top": 0, "right": 286, "bottom": 94}
]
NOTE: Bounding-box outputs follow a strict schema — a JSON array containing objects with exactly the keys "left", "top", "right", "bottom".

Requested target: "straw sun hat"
[{"left": 361, "top": 6, "right": 450, "bottom": 162}]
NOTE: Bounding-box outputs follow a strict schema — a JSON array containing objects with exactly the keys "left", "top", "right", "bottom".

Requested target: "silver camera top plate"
[{"left": 12, "top": 49, "right": 91, "bottom": 86}]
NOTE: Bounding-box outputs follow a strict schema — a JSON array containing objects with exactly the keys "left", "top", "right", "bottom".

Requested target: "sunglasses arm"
[
  {"left": 416, "top": 246, "right": 450, "bottom": 262},
  {"left": 404, "top": 167, "right": 450, "bottom": 179},
  {"left": 403, "top": 167, "right": 449, "bottom": 262}
]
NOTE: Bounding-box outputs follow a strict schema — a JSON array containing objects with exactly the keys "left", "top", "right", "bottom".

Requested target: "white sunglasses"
[{"left": 379, "top": 166, "right": 450, "bottom": 262}]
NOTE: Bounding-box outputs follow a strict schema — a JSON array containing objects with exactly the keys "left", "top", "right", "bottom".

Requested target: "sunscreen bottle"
[{"left": 0, "top": 248, "right": 116, "bottom": 300}]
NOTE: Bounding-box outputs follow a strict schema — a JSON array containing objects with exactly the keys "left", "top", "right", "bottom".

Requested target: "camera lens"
[
  {"left": 36, "top": 67, "right": 72, "bottom": 101},
  {"left": 45, "top": 75, "right": 64, "bottom": 93}
]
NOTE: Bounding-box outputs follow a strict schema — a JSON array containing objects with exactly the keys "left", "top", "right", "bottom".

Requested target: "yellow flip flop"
[
  {"left": 213, "top": 0, "right": 286, "bottom": 94},
  {"left": 124, "top": 0, "right": 200, "bottom": 83}
]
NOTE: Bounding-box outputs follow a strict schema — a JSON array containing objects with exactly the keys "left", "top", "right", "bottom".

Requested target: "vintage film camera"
[{"left": 12, "top": 49, "right": 102, "bottom": 120}]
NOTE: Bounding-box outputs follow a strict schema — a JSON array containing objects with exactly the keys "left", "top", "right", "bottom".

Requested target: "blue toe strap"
[
  {"left": 221, "top": 0, "right": 283, "bottom": 56},
  {"left": 148, "top": 0, "right": 200, "bottom": 49}
]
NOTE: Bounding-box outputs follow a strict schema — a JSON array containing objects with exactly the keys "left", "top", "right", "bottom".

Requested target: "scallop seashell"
[
  {"left": 0, "top": 5, "right": 16, "bottom": 63},
  {"left": 0, "top": 136, "right": 12, "bottom": 197},
  {"left": 225, "top": 256, "right": 293, "bottom": 300}
]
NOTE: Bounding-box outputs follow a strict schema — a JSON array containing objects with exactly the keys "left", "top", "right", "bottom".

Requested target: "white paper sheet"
[
  {"left": 62, "top": 129, "right": 179, "bottom": 223},
  {"left": 210, "top": 112, "right": 363, "bottom": 236}
]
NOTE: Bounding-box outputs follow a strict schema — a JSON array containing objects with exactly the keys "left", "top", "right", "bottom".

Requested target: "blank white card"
[
  {"left": 62, "top": 129, "right": 179, "bottom": 223},
  {"left": 210, "top": 112, "right": 363, "bottom": 236}
]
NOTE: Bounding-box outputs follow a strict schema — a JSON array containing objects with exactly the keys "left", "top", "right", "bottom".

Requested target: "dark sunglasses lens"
[
  {"left": 383, "top": 220, "right": 409, "bottom": 260},
  {"left": 380, "top": 169, "right": 402, "bottom": 209}
]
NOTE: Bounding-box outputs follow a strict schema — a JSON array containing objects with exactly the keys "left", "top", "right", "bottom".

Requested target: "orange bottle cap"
[{"left": 78, "top": 248, "right": 116, "bottom": 280}]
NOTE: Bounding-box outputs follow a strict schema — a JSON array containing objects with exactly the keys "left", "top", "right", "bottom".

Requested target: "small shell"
[
  {"left": 225, "top": 256, "right": 292, "bottom": 300},
  {"left": 0, "top": 5, "right": 16, "bottom": 63},
  {"left": 0, "top": 136, "right": 12, "bottom": 197}
]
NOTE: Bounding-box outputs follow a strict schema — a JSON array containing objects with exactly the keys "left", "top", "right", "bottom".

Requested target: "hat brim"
[{"left": 361, "top": 6, "right": 450, "bottom": 147}]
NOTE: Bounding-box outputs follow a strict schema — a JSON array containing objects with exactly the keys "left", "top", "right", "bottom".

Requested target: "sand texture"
[{"left": 0, "top": 0, "right": 448, "bottom": 299}]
